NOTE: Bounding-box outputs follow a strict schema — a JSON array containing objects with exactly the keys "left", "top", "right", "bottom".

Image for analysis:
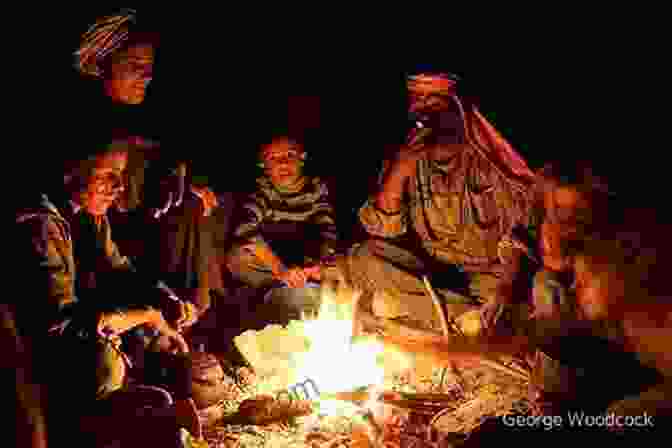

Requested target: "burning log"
[{"left": 235, "top": 395, "right": 314, "bottom": 425}]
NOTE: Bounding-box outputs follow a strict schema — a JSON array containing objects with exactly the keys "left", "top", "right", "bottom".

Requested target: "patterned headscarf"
[
  {"left": 407, "top": 72, "right": 459, "bottom": 97},
  {"left": 74, "top": 9, "right": 138, "bottom": 78},
  {"left": 405, "top": 72, "right": 536, "bottom": 183}
]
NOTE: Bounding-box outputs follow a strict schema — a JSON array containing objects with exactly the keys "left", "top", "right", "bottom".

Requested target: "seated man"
[
  {"left": 340, "top": 72, "right": 537, "bottom": 334},
  {"left": 226, "top": 135, "right": 338, "bottom": 323},
  {"left": 526, "top": 161, "right": 616, "bottom": 413}
]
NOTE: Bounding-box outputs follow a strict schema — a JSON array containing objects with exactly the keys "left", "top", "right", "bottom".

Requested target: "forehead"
[
  {"left": 545, "top": 186, "right": 590, "bottom": 209},
  {"left": 408, "top": 74, "right": 456, "bottom": 95},
  {"left": 261, "top": 139, "right": 303, "bottom": 156},
  {"left": 94, "top": 151, "right": 128, "bottom": 170},
  {"left": 116, "top": 44, "right": 154, "bottom": 62}
]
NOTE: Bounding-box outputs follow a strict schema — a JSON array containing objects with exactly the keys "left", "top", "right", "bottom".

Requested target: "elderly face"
[
  {"left": 261, "top": 138, "right": 305, "bottom": 187},
  {"left": 105, "top": 44, "right": 154, "bottom": 105},
  {"left": 80, "top": 151, "right": 128, "bottom": 216}
]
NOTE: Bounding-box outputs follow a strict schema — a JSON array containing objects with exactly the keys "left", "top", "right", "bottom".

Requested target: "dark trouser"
[
  {"left": 123, "top": 332, "right": 193, "bottom": 401},
  {"left": 79, "top": 384, "right": 185, "bottom": 448},
  {"left": 109, "top": 195, "right": 213, "bottom": 314}
]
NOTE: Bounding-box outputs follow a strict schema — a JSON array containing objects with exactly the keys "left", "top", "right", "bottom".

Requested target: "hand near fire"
[
  {"left": 274, "top": 265, "right": 321, "bottom": 288},
  {"left": 162, "top": 299, "right": 199, "bottom": 332},
  {"left": 150, "top": 312, "right": 190, "bottom": 355}
]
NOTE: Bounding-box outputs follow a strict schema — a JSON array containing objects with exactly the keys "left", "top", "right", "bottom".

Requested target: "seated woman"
[
  {"left": 226, "top": 135, "right": 339, "bottom": 323},
  {"left": 14, "top": 134, "right": 202, "bottom": 446}
]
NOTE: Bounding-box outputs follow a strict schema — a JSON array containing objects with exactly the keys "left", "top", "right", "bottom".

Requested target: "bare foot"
[{"left": 174, "top": 398, "right": 203, "bottom": 440}]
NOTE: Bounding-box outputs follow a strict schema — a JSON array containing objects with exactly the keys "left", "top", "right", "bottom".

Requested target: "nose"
[
  {"left": 111, "top": 175, "right": 125, "bottom": 192},
  {"left": 140, "top": 65, "right": 153, "bottom": 82}
]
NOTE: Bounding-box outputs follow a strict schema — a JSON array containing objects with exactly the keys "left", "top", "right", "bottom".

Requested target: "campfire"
[{"left": 203, "top": 283, "right": 532, "bottom": 447}]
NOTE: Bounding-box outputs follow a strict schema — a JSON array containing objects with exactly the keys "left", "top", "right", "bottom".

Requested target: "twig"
[
  {"left": 422, "top": 276, "right": 451, "bottom": 338},
  {"left": 422, "top": 276, "right": 467, "bottom": 394}
]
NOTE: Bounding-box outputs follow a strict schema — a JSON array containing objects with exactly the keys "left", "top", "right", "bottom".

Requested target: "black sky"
[{"left": 35, "top": 7, "right": 649, "bottom": 212}]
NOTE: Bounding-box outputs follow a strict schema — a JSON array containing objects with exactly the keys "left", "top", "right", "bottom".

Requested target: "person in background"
[{"left": 74, "top": 8, "right": 217, "bottom": 320}]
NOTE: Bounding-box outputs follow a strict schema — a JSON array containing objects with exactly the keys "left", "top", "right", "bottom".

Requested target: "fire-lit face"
[
  {"left": 261, "top": 138, "right": 305, "bottom": 187},
  {"left": 104, "top": 44, "right": 154, "bottom": 105},
  {"left": 540, "top": 186, "right": 591, "bottom": 272},
  {"left": 408, "top": 92, "right": 451, "bottom": 117},
  {"left": 80, "top": 151, "right": 128, "bottom": 216},
  {"left": 407, "top": 74, "right": 455, "bottom": 119},
  {"left": 573, "top": 255, "right": 625, "bottom": 321}
]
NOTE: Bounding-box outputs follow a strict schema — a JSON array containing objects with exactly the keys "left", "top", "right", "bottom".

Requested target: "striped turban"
[
  {"left": 74, "top": 9, "right": 139, "bottom": 78},
  {"left": 407, "top": 72, "right": 460, "bottom": 97}
]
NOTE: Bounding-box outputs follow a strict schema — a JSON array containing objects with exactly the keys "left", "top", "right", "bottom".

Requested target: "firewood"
[
  {"left": 236, "top": 395, "right": 313, "bottom": 425},
  {"left": 377, "top": 334, "right": 530, "bottom": 382},
  {"left": 356, "top": 309, "right": 444, "bottom": 341}
]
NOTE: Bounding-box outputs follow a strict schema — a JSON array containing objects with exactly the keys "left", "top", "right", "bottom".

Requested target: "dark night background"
[{"left": 25, "top": 8, "right": 662, "bottom": 232}]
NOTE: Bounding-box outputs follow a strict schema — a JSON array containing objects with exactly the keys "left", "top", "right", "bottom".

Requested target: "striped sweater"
[{"left": 234, "top": 176, "right": 338, "bottom": 262}]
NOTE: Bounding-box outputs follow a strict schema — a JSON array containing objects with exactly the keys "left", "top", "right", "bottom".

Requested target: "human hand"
[
  {"left": 303, "top": 264, "right": 322, "bottom": 281},
  {"left": 480, "top": 302, "right": 504, "bottom": 332},
  {"left": 151, "top": 314, "right": 190, "bottom": 354},
  {"left": 163, "top": 299, "right": 199, "bottom": 331},
  {"left": 190, "top": 185, "right": 218, "bottom": 217},
  {"left": 387, "top": 144, "right": 430, "bottom": 179},
  {"left": 149, "top": 163, "right": 187, "bottom": 219},
  {"left": 274, "top": 267, "right": 309, "bottom": 288}
]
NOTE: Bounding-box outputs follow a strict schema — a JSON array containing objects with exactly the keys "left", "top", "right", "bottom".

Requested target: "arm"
[
  {"left": 358, "top": 155, "right": 417, "bottom": 239},
  {"left": 99, "top": 216, "right": 197, "bottom": 329},
  {"left": 97, "top": 307, "right": 188, "bottom": 353},
  {"left": 16, "top": 213, "right": 76, "bottom": 332},
  {"left": 308, "top": 180, "right": 339, "bottom": 259},
  {"left": 234, "top": 193, "right": 285, "bottom": 275}
]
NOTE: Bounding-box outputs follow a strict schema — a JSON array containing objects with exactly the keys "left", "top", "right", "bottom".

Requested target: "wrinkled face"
[
  {"left": 81, "top": 151, "right": 128, "bottom": 216},
  {"left": 261, "top": 138, "right": 305, "bottom": 187},
  {"left": 540, "top": 186, "right": 592, "bottom": 271},
  {"left": 104, "top": 44, "right": 154, "bottom": 105}
]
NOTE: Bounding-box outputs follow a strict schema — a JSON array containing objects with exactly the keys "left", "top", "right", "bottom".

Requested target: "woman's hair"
[{"left": 62, "top": 127, "right": 142, "bottom": 193}]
